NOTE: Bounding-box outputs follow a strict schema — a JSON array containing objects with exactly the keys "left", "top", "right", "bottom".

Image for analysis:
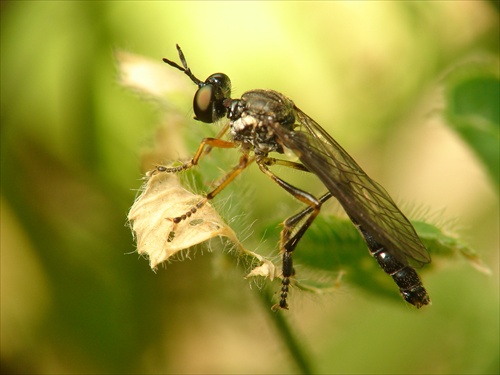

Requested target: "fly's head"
[
  {"left": 193, "top": 72, "right": 231, "bottom": 123},
  {"left": 163, "top": 44, "right": 231, "bottom": 123}
]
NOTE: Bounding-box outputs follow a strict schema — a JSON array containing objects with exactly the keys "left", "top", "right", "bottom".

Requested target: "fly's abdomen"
[
  {"left": 352, "top": 219, "right": 430, "bottom": 308},
  {"left": 371, "top": 247, "right": 430, "bottom": 308}
]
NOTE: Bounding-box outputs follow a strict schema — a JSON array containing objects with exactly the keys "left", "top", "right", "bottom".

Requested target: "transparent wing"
[{"left": 270, "top": 106, "right": 430, "bottom": 266}]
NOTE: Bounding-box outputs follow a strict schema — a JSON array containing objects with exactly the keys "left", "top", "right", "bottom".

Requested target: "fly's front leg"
[
  {"left": 202, "top": 122, "right": 231, "bottom": 156},
  {"left": 151, "top": 137, "right": 237, "bottom": 175},
  {"left": 257, "top": 160, "right": 322, "bottom": 310}
]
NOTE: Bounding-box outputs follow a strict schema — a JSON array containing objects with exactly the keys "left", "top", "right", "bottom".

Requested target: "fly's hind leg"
[{"left": 257, "top": 159, "right": 323, "bottom": 310}]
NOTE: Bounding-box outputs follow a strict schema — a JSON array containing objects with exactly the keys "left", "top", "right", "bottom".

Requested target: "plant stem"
[{"left": 257, "top": 287, "right": 314, "bottom": 374}]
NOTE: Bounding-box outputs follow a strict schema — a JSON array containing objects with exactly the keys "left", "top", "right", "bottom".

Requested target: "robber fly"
[{"left": 155, "top": 44, "right": 431, "bottom": 310}]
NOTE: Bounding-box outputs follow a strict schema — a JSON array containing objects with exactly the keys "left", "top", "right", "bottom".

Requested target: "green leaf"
[
  {"left": 444, "top": 58, "right": 500, "bottom": 187},
  {"left": 412, "top": 221, "right": 491, "bottom": 274},
  {"left": 264, "top": 215, "right": 487, "bottom": 304}
]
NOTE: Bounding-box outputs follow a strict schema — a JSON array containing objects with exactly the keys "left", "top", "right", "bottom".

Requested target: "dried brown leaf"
[
  {"left": 121, "top": 50, "right": 278, "bottom": 278},
  {"left": 128, "top": 171, "right": 278, "bottom": 279},
  {"left": 128, "top": 171, "right": 238, "bottom": 269},
  {"left": 115, "top": 50, "right": 191, "bottom": 101}
]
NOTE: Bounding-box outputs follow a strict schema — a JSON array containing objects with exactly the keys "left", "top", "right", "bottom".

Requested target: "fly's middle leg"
[{"left": 171, "top": 153, "right": 254, "bottom": 223}]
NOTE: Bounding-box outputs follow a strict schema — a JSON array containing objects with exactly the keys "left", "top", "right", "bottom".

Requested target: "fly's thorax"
[
  {"left": 229, "top": 111, "right": 284, "bottom": 155},
  {"left": 240, "top": 89, "right": 296, "bottom": 123},
  {"left": 227, "top": 89, "right": 296, "bottom": 154}
]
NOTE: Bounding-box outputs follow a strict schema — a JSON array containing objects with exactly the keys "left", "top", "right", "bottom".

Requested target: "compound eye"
[
  {"left": 206, "top": 73, "right": 231, "bottom": 98},
  {"left": 193, "top": 85, "right": 215, "bottom": 123},
  {"left": 193, "top": 73, "right": 232, "bottom": 123}
]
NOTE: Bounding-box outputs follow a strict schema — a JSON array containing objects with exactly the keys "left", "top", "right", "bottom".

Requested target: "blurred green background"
[{"left": 1, "top": 1, "right": 499, "bottom": 374}]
